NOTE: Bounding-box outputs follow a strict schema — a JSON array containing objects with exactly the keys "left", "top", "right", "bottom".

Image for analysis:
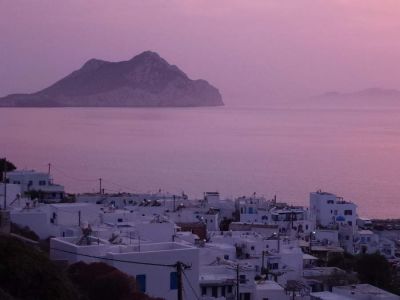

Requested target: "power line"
[
  {"left": 51, "top": 166, "right": 97, "bottom": 182},
  {"left": 50, "top": 246, "right": 176, "bottom": 268},
  {"left": 182, "top": 269, "right": 201, "bottom": 300}
]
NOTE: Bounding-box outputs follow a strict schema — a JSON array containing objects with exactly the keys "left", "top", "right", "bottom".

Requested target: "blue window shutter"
[
  {"left": 170, "top": 272, "right": 178, "bottom": 290},
  {"left": 136, "top": 274, "right": 146, "bottom": 293}
]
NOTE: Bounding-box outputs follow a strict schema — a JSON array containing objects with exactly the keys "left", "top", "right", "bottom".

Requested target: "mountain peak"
[
  {"left": 80, "top": 58, "right": 109, "bottom": 72},
  {"left": 133, "top": 50, "right": 161, "bottom": 60}
]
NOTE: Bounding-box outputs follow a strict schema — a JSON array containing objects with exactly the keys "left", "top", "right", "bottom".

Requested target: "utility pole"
[
  {"left": 261, "top": 250, "right": 265, "bottom": 274},
  {"left": 78, "top": 210, "right": 81, "bottom": 226},
  {"left": 176, "top": 261, "right": 183, "bottom": 300},
  {"left": 236, "top": 264, "right": 240, "bottom": 300},
  {"left": 3, "top": 158, "right": 7, "bottom": 210},
  {"left": 48, "top": 163, "right": 51, "bottom": 175},
  {"left": 99, "top": 178, "right": 102, "bottom": 194}
]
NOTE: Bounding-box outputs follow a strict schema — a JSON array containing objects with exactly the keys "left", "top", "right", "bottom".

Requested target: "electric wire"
[
  {"left": 50, "top": 247, "right": 176, "bottom": 268},
  {"left": 182, "top": 269, "right": 201, "bottom": 300}
]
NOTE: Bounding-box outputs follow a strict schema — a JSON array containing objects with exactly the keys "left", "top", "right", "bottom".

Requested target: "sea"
[{"left": 1, "top": 105, "right": 400, "bottom": 219}]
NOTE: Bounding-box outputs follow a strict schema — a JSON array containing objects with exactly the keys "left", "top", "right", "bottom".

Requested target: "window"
[
  {"left": 241, "top": 293, "right": 251, "bottom": 300},
  {"left": 344, "top": 210, "right": 353, "bottom": 215},
  {"left": 170, "top": 272, "right": 178, "bottom": 290},
  {"left": 224, "top": 254, "right": 229, "bottom": 260},
  {"left": 250, "top": 246, "right": 255, "bottom": 250},
  {"left": 269, "top": 263, "right": 278, "bottom": 270},
  {"left": 201, "top": 287, "right": 207, "bottom": 296},
  {"left": 221, "top": 286, "right": 226, "bottom": 297},
  {"left": 239, "top": 274, "right": 246, "bottom": 284},
  {"left": 348, "top": 221, "right": 352, "bottom": 226},
  {"left": 327, "top": 200, "right": 334, "bottom": 204},
  {"left": 39, "top": 180, "right": 46, "bottom": 186},
  {"left": 136, "top": 274, "right": 146, "bottom": 293},
  {"left": 212, "top": 286, "right": 218, "bottom": 297},
  {"left": 117, "top": 218, "right": 123, "bottom": 222},
  {"left": 227, "top": 286, "right": 232, "bottom": 293}
]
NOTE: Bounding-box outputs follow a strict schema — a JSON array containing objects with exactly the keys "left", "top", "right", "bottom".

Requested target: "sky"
[{"left": 1, "top": 0, "right": 400, "bottom": 104}]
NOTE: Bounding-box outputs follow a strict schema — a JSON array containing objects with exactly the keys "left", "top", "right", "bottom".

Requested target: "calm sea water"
[{"left": 1, "top": 106, "right": 400, "bottom": 218}]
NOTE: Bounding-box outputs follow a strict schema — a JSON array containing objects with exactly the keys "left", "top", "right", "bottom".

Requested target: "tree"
[
  {"left": 355, "top": 253, "right": 393, "bottom": 290},
  {"left": 0, "top": 235, "right": 78, "bottom": 300},
  {"left": 67, "top": 261, "right": 163, "bottom": 300},
  {"left": 327, "top": 252, "right": 357, "bottom": 272},
  {"left": 10, "top": 223, "right": 40, "bottom": 241},
  {"left": 0, "top": 158, "right": 16, "bottom": 181}
]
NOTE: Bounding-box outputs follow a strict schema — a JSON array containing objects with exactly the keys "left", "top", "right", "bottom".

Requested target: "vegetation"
[
  {"left": 219, "top": 217, "right": 233, "bottom": 231},
  {"left": 0, "top": 158, "right": 16, "bottom": 181},
  {"left": 0, "top": 235, "right": 164, "bottom": 300},
  {"left": 10, "top": 223, "right": 40, "bottom": 241},
  {"left": 67, "top": 262, "right": 163, "bottom": 300},
  {"left": 327, "top": 252, "right": 400, "bottom": 294},
  {"left": 0, "top": 234, "right": 78, "bottom": 300}
]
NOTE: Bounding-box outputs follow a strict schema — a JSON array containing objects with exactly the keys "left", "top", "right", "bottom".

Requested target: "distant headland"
[{"left": 0, "top": 51, "right": 223, "bottom": 107}]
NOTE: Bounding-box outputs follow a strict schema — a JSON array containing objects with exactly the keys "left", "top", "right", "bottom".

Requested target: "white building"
[
  {"left": 7, "top": 170, "right": 64, "bottom": 201},
  {"left": 310, "top": 191, "right": 357, "bottom": 232},
  {"left": 50, "top": 237, "right": 199, "bottom": 300},
  {"left": 0, "top": 183, "right": 22, "bottom": 208},
  {"left": 332, "top": 284, "right": 400, "bottom": 300}
]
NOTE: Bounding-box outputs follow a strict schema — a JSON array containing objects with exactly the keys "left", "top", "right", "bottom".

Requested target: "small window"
[
  {"left": 239, "top": 274, "right": 246, "bottom": 284},
  {"left": 202, "top": 287, "right": 207, "bottom": 296},
  {"left": 221, "top": 286, "right": 226, "bottom": 297},
  {"left": 212, "top": 286, "right": 218, "bottom": 297},
  {"left": 251, "top": 246, "right": 255, "bottom": 250},
  {"left": 344, "top": 210, "right": 353, "bottom": 215},
  {"left": 327, "top": 200, "right": 334, "bottom": 204},
  {"left": 228, "top": 286, "right": 232, "bottom": 293},
  {"left": 348, "top": 221, "right": 352, "bottom": 226},
  {"left": 170, "top": 272, "right": 178, "bottom": 290},
  {"left": 117, "top": 218, "right": 123, "bottom": 222},
  {"left": 136, "top": 274, "right": 146, "bottom": 293},
  {"left": 224, "top": 254, "right": 229, "bottom": 260}
]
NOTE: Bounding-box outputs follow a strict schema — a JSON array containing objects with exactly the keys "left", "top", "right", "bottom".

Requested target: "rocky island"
[{"left": 0, "top": 51, "right": 223, "bottom": 107}]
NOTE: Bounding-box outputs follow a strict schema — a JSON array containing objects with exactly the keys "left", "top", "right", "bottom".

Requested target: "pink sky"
[{"left": 1, "top": 0, "right": 400, "bottom": 104}]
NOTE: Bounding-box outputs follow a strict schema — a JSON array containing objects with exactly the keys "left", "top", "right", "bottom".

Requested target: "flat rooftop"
[
  {"left": 310, "top": 291, "right": 353, "bottom": 300},
  {"left": 333, "top": 284, "right": 399, "bottom": 297},
  {"left": 110, "top": 242, "right": 195, "bottom": 254}
]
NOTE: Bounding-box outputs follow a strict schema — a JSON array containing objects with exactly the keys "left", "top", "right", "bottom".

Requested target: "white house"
[
  {"left": 0, "top": 183, "right": 22, "bottom": 208},
  {"left": 6, "top": 170, "right": 65, "bottom": 201},
  {"left": 50, "top": 237, "right": 200, "bottom": 300},
  {"left": 310, "top": 191, "right": 357, "bottom": 232},
  {"left": 332, "top": 284, "right": 400, "bottom": 300}
]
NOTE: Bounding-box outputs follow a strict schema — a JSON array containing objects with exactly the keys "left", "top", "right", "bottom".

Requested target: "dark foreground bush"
[{"left": 0, "top": 234, "right": 78, "bottom": 300}]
